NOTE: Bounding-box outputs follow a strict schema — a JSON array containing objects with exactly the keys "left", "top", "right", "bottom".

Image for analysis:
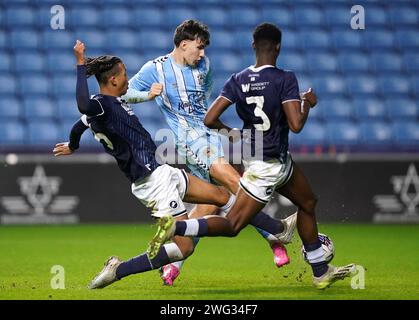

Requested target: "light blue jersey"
[{"left": 123, "top": 54, "right": 223, "bottom": 181}]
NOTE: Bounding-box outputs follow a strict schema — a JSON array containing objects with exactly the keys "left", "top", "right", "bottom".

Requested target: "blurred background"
[{"left": 0, "top": 0, "right": 418, "bottom": 224}]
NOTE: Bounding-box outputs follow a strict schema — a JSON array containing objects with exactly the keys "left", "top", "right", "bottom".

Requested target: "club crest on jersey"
[
  {"left": 198, "top": 73, "right": 206, "bottom": 86},
  {"left": 118, "top": 99, "right": 135, "bottom": 115},
  {"left": 265, "top": 187, "right": 273, "bottom": 196},
  {"left": 169, "top": 201, "right": 178, "bottom": 209}
]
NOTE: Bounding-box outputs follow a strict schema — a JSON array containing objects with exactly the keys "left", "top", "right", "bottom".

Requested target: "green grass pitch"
[{"left": 0, "top": 223, "right": 418, "bottom": 300}]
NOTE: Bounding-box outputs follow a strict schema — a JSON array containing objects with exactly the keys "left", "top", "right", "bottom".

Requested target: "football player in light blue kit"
[{"left": 123, "top": 20, "right": 295, "bottom": 285}]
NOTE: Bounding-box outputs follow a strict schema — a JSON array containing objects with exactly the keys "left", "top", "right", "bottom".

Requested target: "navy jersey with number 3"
[{"left": 221, "top": 65, "right": 300, "bottom": 161}]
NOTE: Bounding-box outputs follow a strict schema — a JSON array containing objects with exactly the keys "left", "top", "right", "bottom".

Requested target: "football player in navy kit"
[{"left": 148, "top": 23, "right": 358, "bottom": 289}]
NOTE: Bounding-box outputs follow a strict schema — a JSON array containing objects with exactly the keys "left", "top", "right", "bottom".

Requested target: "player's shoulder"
[{"left": 152, "top": 54, "right": 170, "bottom": 65}]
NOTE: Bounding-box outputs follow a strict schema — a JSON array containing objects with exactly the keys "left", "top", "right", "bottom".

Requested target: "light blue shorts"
[{"left": 176, "top": 131, "right": 224, "bottom": 182}]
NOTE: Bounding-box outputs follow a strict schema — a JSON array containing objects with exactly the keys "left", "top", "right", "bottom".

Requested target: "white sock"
[
  {"left": 219, "top": 194, "right": 236, "bottom": 217},
  {"left": 305, "top": 246, "right": 326, "bottom": 264},
  {"left": 170, "top": 260, "right": 184, "bottom": 270},
  {"left": 164, "top": 242, "right": 184, "bottom": 261}
]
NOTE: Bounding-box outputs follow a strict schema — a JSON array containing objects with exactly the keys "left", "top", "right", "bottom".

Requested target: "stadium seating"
[{"left": 0, "top": 0, "right": 417, "bottom": 153}]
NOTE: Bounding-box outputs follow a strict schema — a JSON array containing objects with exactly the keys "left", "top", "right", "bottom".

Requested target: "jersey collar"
[{"left": 248, "top": 65, "right": 276, "bottom": 72}]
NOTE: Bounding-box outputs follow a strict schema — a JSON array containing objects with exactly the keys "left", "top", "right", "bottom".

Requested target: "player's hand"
[
  {"left": 300, "top": 88, "right": 317, "bottom": 108},
  {"left": 53, "top": 142, "right": 74, "bottom": 157},
  {"left": 148, "top": 83, "right": 163, "bottom": 100},
  {"left": 73, "top": 40, "right": 86, "bottom": 65}
]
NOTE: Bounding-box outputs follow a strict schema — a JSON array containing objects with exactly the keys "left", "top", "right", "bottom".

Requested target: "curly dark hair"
[
  {"left": 173, "top": 19, "right": 210, "bottom": 47},
  {"left": 85, "top": 55, "right": 122, "bottom": 85}
]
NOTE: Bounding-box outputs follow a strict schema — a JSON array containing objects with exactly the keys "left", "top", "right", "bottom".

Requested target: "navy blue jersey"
[
  {"left": 86, "top": 95, "right": 160, "bottom": 182},
  {"left": 220, "top": 65, "right": 300, "bottom": 161}
]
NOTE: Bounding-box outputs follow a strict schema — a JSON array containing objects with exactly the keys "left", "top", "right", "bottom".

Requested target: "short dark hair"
[
  {"left": 173, "top": 19, "right": 210, "bottom": 47},
  {"left": 85, "top": 55, "right": 123, "bottom": 85},
  {"left": 253, "top": 23, "right": 282, "bottom": 46}
]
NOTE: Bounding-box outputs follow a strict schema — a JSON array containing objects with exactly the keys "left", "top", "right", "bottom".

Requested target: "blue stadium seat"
[
  {"left": 300, "top": 30, "right": 330, "bottom": 50},
  {"left": 210, "top": 53, "right": 242, "bottom": 74},
  {"left": 366, "top": 5, "right": 387, "bottom": 26},
  {"left": 101, "top": 7, "right": 132, "bottom": 28},
  {"left": 279, "top": 53, "right": 306, "bottom": 73},
  {"left": 197, "top": 7, "right": 229, "bottom": 27},
  {"left": 10, "top": 30, "right": 40, "bottom": 49},
  {"left": 6, "top": 6, "right": 36, "bottom": 28},
  {"left": 57, "top": 97, "right": 81, "bottom": 122},
  {"left": 386, "top": 98, "right": 418, "bottom": 119},
  {"left": 164, "top": 7, "right": 198, "bottom": 28},
  {"left": 393, "top": 122, "right": 419, "bottom": 146},
  {"left": 42, "top": 30, "right": 75, "bottom": 50},
  {"left": 0, "top": 98, "right": 22, "bottom": 120},
  {"left": 346, "top": 75, "right": 378, "bottom": 96},
  {"left": 132, "top": 8, "right": 165, "bottom": 28},
  {"left": 14, "top": 52, "right": 45, "bottom": 72},
  {"left": 326, "top": 121, "right": 360, "bottom": 145},
  {"left": 138, "top": 30, "right": 171, "bottom": 51},
  {"left": 229, "top": 7, "right": 259, "bottom": 27},
  {"left": 0, "top": 31, "right": 6, "bottom": 49},
  {"left": 0, "top": 120, "right": 26, "bottom": 145},
  {"left": 307, "top": 53, "right": 338, "bottom": 73},
  {"left": 331, "top": 30, "right": 362, "bottom": 50},
  {"left": 294, "top": 7, "right": 325, "bottom": 27},
  {"left": 74, "top": 30, "right": 106, "bottom": 50},
  {"left": 46, "top": 52, "right": 75, "bottom": 73},
  {"left": 337, "top": 53, "right": 370, "bottom": 73},
  {"left": 68, "top": 7, "right": 101, "bottom": 28},
  {"left": 360, "top": 121, "right": 393, "bottom": 146},
  {"left": 403, "top": 53, "right": 419, "bottom": 73},
  {"left": 0, "top": 75, "right": 17, "bottom": 95},
  {"left": 52, "top": 75, "right": 76, "bottom": 97},
  {"left": 354, "top": 98, "right": 387, "bottom": 120},
  {"left": 371, "top": 53, "right": 402, "bottom": 73},
  {"left": 210, "top": 30, "right": 235, "bottom": 50},
  {"left": 321, "top": 98, "right": 353, "bottom": 120},
  {"left": 0, "top": 52, "right": 11, "bottom": 72},
  {"left": 19, "top": 75, "right": 50, "bottom": 96},
  {"left": 291, "top": 120, "right": 327, "bottom": 146},
  {"left": 396, "top": 30, "right": 419, "bottom": 50},
  {"left": 314, "top": 74, "right": 346, "bottom": 96},
  {"left": 114, "top": 52, "right": 144, "bottom": 76},
  {"left": 389, "top": 7, "right": 419, "bottom": 26},
  {"left": 232, "top": 30, "right": 254, "bottom": 50},
  {"left": 106, "top": 30, "right": 138, "bottom": 50},
  {"left": 378, "top": 76, "right": 411, "bottom": 96},
  {"left": 278, "top": 29, "right": 299, "bottom": 50},
  {"left": 23, "top": 97, "right": 56, "bottom": 120},
  {"left": 325, "top": 6, "right": 349, "bottom": 27},
  {"left": 363, "top": 31, "right": 394, "bottom": 50},
  {"left": 412, "top": 75, "right": 419, "bottom": 96},
  {"left": 261, "top": 7, "right": 294, "bottom": 29},
  {"left": 27, "top": 121, "right": 60, "bottom": 144}
]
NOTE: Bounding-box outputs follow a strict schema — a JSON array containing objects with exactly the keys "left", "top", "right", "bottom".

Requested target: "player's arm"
[
  {"left": 53, "top": 116, "right": 89, "bottom": 156},
  {"left": 122, "top": 61, "right": 163, "bottom": 104},
  {"left": 123, "top": 83, "right": 163, "bottom": 103},
  {"left": 204, "top": 96, "right": 233, "bottom": 131},
  {"left": 205, "top": 96, "right": 241, "bottom": 143},
  {"left": 282, "top": 88, "right": 317, "bottom": 133},
  {"left": 73, "top": 40, "right": 103, "bottom": 116}
]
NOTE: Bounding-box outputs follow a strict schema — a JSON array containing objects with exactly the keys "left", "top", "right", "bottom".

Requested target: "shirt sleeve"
[
  {"left": 128, "top": 60, "right": 156, "bottom": 92},
  {"left": 281, "top": 71, "right": 301, "bottom": 103},
  {"left": 220, "top": 74, "right": 237, "bottom": 103},
  {"left": 68, "top": 117, "right": 89, "bottom": 151}
]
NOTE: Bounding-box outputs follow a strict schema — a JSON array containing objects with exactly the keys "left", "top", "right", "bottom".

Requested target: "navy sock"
[
  {"left": 175, "top": 219, "right": 208, "bottom": 237},
  {"left": 250, "top": 211, "right": 284, "bottom": 235},
  {"left": 116, "top": 248, "right": 170, "bottom": 279}
]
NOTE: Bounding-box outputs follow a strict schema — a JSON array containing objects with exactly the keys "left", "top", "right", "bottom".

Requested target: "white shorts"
[
  {"left": 131, "top": 164, "right": 189, "bottom": 218},
  {"left": 239, "top": 153, "right": 293, "bottom": 204}
]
